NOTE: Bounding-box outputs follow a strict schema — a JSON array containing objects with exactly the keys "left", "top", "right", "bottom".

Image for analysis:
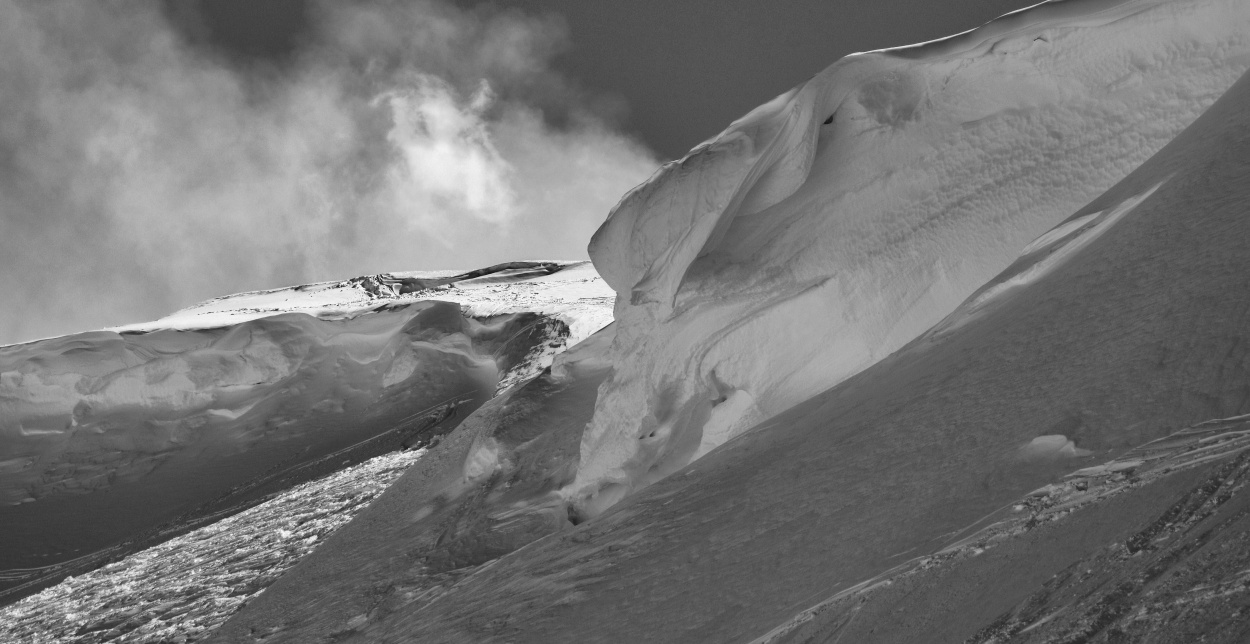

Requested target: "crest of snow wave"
[
  {"left": 569, "top": 0, "right": 1250, "bottom": 517},
  {"left": 0, "top": 0, "right": 657, "bottom": 347}
]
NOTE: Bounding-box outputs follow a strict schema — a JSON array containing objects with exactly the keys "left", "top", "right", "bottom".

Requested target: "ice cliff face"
[
  {"left": 0, "top": 261, "right": 611, "bottom": 597},
  {"left": 572, "top": 0, "right": 1250, "bottom": 515}
]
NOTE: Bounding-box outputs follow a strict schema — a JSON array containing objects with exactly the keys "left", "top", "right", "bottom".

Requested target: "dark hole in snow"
[{"left": 823, "top": 114, "right": 834, "bottom": 125}]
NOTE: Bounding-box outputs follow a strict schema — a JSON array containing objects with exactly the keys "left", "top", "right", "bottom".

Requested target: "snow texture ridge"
[{"left": 572, "top": 0, "right": 1250, "bottom": 516}]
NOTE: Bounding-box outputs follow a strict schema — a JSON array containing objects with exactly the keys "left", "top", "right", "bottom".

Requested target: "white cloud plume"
[{"left": 0, "top": 0, "right": 658, "bottom": 346}]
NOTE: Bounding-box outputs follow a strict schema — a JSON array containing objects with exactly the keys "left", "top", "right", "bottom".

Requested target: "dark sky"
[{"left": 169, "top": 0, "right": 1040, "bottom": 160}]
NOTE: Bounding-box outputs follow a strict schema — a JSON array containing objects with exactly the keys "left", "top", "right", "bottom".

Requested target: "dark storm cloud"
[{"left": 0, "top": 0, "right": 657, "bottom": 346}]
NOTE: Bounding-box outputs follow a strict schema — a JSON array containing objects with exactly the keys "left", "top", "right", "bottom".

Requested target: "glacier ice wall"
[{"left": 573, "top": 0, "right": 1250, "bottom": 515}]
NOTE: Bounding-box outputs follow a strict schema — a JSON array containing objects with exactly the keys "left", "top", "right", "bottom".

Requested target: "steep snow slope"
[
  {"left": 572, "top": 0, "right": 1250, "bottom": 516},
  {"left": 207, "top": 1, "right": 1250, "bottom": 642},
  {"left": 297, "top": 57, "right": 1250, "bottom": 643},
  {"left": 0, "top": 261, "right": 611, "bottom": 602},
  {"left": 754, "top": 414, "right": 1250, "bottom": 643}
]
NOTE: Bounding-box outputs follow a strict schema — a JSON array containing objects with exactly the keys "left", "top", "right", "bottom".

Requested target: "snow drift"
[
  {"left": 571, "top": 0, "right": 1250, "bottom": 515},
  {"left": 206, "top": 1, "right": 1250, "bottom": 641},
  {"left": 0, "top": 261, "right": 611, "bottom": 598}
]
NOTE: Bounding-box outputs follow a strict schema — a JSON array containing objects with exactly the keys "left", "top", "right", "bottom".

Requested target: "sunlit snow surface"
[
  {"left": 0, "top": 448, "right": 426, "bottom": 644},
  {"left": 112, "top": 260, "right": 612, "bottom": 347},
  {"left": 119, "top": 259, "right": 615, "bottom": 394}
]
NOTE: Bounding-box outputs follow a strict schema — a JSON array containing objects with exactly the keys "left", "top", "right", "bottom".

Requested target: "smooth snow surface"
[
  {"left": 0, "top": 261, "right": 611, "bottom": 600},
  {"left": 571, "top": 0, "right": 1250, "bottom": 514}
]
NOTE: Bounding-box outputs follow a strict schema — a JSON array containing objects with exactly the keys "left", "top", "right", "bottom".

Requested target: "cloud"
[
  {"left": 379, "top": 78, "right": 518, "bottom": 231},
  {"left": 0, "top": 0, "right": 657, "bottom": 346}
]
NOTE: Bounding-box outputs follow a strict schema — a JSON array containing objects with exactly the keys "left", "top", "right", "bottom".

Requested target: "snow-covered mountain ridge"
[{"left": 110, "top": 260, "right": 611, "bottom": 347}]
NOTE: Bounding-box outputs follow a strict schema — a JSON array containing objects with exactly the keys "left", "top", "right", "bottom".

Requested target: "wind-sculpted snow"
[
  {"left": 573, "top": 0, "right": 1250, "bottom": 515},
  {"left": 206, "top": 2, "right": 1250, "bottom": 642},
  {"left": 0, "top": 260, "right": 612, "bottom": 602}
]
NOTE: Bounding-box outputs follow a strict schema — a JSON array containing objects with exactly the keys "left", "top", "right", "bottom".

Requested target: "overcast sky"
[{"left": 0, "top": 0, "right": 1037, "bottom": 346}]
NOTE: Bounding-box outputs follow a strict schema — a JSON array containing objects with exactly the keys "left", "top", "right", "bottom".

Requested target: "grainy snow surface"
[{"left": 0, "top": 449, "right": 425, "bottom": 644}]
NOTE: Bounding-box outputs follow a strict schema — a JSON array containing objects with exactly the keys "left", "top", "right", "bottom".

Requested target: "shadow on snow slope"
[{"left": 757, "top": 413, "right": 1250, "bottom": 643}]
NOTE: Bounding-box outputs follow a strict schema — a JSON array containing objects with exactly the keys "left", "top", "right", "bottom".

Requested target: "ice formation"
[
  {"left": 0, "top": 261, "right": 612, "bottom": 595},
  {"left": 570, "top": 0, "right": 1250, "bottom": 515}
]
